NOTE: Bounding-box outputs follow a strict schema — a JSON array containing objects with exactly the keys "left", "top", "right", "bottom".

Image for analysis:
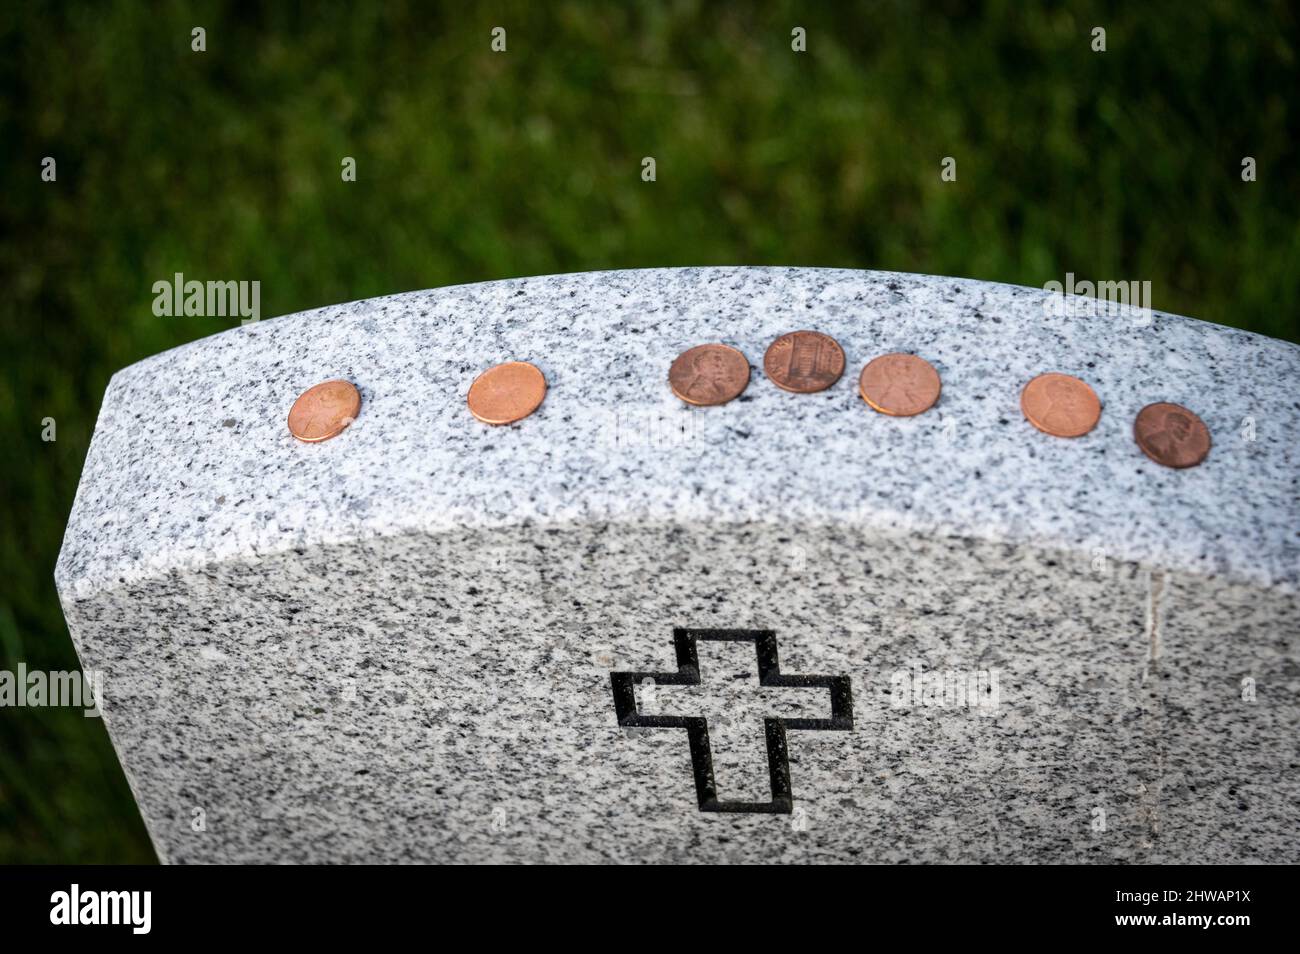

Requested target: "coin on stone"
[
  {"left": 668, "top": 343, "right": 750, "bottom": 406},
  {"left": 467, "top": 360, "right": 547, "bottom": 425},
  {"left": 287, "top": 379, "right": 362, "bottom": 443},
  {"left": 1020, "top": 372, "right": 1101, "bottom": 437},
  {"left": 1133, "top": 402, "right": 1211, "bottom": 468},
  {"left": 859, "top": 353, "right": 942, "bottom": 416},
  {"left": 763, "top": 331, "right": 845, "bottom": 393}
]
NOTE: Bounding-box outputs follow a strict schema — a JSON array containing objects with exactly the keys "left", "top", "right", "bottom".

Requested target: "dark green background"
[{"left": 1, "top": 2, "right": 1296, "bottom": 863}]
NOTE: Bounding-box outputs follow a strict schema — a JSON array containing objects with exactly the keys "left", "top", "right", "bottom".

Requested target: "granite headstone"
[{"left": 56, "top": 267, "right": 1300, "bottom": 862}]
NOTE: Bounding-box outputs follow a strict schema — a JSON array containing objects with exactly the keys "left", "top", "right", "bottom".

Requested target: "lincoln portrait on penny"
[
  {"left": 1038, "top": 375, "right": 1088, "bottom": 431},
  {"left": 1143, "top": 408, "right": 1194, "bottom": 458},
  {"left": 683, "top": 347, "right": 732, "bottom": 401}
]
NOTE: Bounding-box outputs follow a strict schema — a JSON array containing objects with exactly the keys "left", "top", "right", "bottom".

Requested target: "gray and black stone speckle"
[{"left": 54, "top": 268, "right": 1300, "bottom": 863}]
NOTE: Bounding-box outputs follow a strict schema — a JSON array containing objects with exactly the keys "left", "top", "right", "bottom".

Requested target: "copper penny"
[
  {"left": 668, "top": 343, "right": 750, "bottom": 406},
  {"left": 467, "top": 360, "right": 547, "bottom": 425},
  {"left": 1134, "top": 402, "right": 1211, "bottom": 468},
  {"left": 859, "top": 353, "right": 942, "bottom": 416},
  {"left": 287, "top": 379, "right": 362, "bottom": 443},
  {"left": 763, "top": 331, "right": 845, "bottom": 393},
  {"left": 1020, "top": 372, "right": 1101, "bottom": 437}
]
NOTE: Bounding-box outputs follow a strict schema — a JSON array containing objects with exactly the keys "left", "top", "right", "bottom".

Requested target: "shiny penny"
[
  {"left": 1133, "top": 402, "right": 1211, "bottom": 469},
  {"left": 668, "top": 343, "right": 751, "bottom": 406},
  {"left": 287, "top": 379, "right": 362, "bottom": 443},
  {"left": 859, "top": 353, "right": 942, "bottom": 416},
  {"left": 1020, "top": 372, "right": 1101, "bottom": 438},
  {"left": 467, "top": 360, "right": 547, "bottom": 425},
  {"left": 763, "top": 330, "right": 845, "bottom": 393}
]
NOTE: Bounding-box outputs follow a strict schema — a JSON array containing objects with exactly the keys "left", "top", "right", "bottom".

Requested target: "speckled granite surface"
[{"left": 55, "top": 267, "right": 1299, "bottom": 863}]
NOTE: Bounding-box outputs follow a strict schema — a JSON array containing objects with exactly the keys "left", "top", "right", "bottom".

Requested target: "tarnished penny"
[
  {"left": 668, "top": 343, "right": 750, "bottom": 406},
  {"left": 287, "top": 379, "right": 361, "bottom": 443},
  {"left": 467, "top": 360, "right": 547, "bottom": 425},
  {"left": 763, "top": 331, "right": 845, "bottom": 393},
  {"left": 1020, "top": 372, "right": 1101, "bottom": 437},
  {"left": 859, "top": 353, "right": 942, "bottom": 416},
  {"left": 1134, "top": 402, "right": 1211, "bottom": 468}
]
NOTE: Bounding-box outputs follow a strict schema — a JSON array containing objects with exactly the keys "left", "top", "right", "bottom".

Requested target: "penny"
[
  {"left": 763, "top": 331, "right": 845, "bottom": 393},
  {"left": 287, "top": 380, "right": 362, "bottom": 443},
  {"left": 668, "top": 343, "right": 751, "bottom": 406},
  {"left": 1020, "top": 372, "right": 1101, "bottom": 437},
  {"left": 467, "top": 360, "right": 547, "bottom": 425},
  {"left": 859, "top": 353, "right": 942, "bottom": 416},
  {"left": 1134, "top": 402, "right": 1211, "bottom": 468}
]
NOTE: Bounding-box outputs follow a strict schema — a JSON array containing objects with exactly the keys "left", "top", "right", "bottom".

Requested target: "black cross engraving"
[{"left": 610, "top": 628, "right": 853, "bottom": 814}]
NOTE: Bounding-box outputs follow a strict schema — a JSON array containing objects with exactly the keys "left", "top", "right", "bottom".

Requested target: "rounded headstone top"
[{"left": 55, "top": 267, "right": 1300, "bottom": 597}]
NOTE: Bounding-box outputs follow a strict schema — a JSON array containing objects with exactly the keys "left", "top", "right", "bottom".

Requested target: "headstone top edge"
[{"left": 56, "top": 267, "right": 1300, "bottom": 598}]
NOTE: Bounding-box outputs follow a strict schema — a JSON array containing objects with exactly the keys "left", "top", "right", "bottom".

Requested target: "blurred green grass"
[{"left": 1, "top": 1, "right": 1297, "bottom": 863}]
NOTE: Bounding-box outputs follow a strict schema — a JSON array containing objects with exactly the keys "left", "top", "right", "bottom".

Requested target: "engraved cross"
[{"left": 610, "top": 628, "right": 853, "bottom": 814}]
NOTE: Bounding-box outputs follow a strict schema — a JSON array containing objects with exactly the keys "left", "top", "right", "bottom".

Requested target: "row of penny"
[{"left": 286, "top": 328, "right": 1211, "bottom": 469}]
